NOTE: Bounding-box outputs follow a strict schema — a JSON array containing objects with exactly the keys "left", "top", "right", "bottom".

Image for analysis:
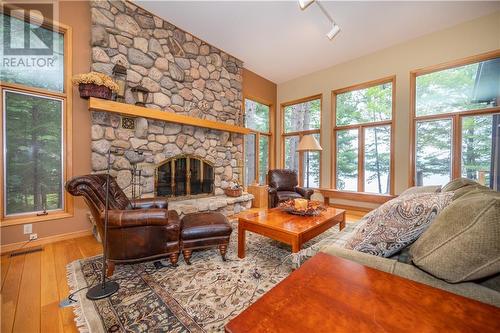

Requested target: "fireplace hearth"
[{"left": 156, "top": 155, "right": 214, "bottom": 199}]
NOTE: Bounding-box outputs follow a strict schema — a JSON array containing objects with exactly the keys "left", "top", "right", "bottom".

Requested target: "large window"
[
  {"left": 281, "top": 95, "right": 321, "bottom": 188},
  {"left": 1, "top": 11, "right": 72, "bottom": 224},
  {"left": 244, "top": 98, "right": 271, "bottom": 185},
  {"left": 411, "top": 52, "right": 500, "bottom": 189},
  {"left": 332, "top": 77, "right": 395, "bottom": 195}
]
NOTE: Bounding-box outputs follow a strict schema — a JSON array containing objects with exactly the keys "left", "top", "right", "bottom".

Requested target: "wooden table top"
[
  {"left": 225, "top": 252, "right": 500, "bottom": 333},
  {"left": 237, "top": 207, "right": 345, "bottom": 236}
]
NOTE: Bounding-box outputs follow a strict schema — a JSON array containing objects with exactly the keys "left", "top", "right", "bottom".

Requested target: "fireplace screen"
[{"left": 156, "top": 155, "right": 214, "bottom": 198}]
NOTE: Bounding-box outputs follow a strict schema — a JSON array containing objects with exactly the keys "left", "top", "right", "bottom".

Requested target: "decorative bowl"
[{"left": 278, "top": 199, "right": 326, "bottom": 216}]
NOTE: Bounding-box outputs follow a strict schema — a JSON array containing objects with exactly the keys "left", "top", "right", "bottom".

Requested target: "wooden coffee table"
[
  {"left": 225, "top": 253, "right": 500, "bottom": 333},
  {"left": 237, "top": 207, "right": 345, "bottom": 258}
]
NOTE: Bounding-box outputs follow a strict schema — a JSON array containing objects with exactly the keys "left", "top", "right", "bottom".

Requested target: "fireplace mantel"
[{"left": 88, "top": 97, "right": 250, "bottom": 134}]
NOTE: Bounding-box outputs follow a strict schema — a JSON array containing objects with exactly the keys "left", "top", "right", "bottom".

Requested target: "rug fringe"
[{"left": 66, "top": 260, "right": 91, "bottom": 333}]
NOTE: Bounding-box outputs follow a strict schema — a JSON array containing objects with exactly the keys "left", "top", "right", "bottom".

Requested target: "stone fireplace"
[
  {"left": 156, "top": 155, "right": 214, "bottom": 199},
  {"left": 89, "top": 0, "right": 253, "bottom": 216}
]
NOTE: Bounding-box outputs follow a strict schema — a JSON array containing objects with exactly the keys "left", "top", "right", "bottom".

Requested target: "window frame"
[
  {"left": 409, "top": 50, "right": 500, "bottom": 187},
  {"left": 280, "top": 94, "right": 323, "bottom": 188},
  {"left": 331, "top": 76, "right": 396, "bottom": 199},
  {"left": 0, "top": 8, "right": 73, "bottom": 226},
  {"left": 243, "top": 95, "right": 274, "bottom": 186}
]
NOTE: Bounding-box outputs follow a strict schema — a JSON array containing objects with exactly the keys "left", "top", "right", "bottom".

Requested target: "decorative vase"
[{"left": 78, "top": 83, "right": 113, "bottom": 100}]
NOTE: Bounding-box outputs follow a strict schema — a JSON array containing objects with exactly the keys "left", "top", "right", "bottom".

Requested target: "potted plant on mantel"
[{"left": 72, "top": 71, "right": 119, "bottom": 100}]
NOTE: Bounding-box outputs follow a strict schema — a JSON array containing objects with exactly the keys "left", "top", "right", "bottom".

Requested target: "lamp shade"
[{"left": 297, "top": 135, "right": 322, "bottom": 152}]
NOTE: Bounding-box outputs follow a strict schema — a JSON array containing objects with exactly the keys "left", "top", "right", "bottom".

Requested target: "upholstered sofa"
[{"left": 320, "top": 178, "right": 500, "bottom": 307}]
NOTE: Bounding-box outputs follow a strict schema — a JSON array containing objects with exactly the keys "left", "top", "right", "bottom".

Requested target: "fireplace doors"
[{"left": 156, "top": 155, "right": 214, "bottom": 199}]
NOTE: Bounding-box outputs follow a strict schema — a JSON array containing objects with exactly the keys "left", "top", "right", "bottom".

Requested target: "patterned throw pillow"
[{"left": 345, "top": 192, "right": 454, "bottom": 257}]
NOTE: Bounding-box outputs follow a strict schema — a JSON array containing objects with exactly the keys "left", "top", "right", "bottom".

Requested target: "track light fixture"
[
  {"left": 327, "top": 24, "right": 340, "bottom": 40},
  {"left": 298, "top": 0, "right": 341, "bottom": 41},
  {"left": 298, "top": 0, "right": 315, "bottom": 10}
]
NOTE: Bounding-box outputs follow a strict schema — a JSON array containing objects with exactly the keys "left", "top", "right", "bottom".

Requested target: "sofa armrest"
[
  {"left": 105, "top": 208, "right": 180, "bottom": 229},
  {"left": 320, "top": 245, "right": 397, "bottom": 273},
  {"left": 295, "top": 186, "right": 314, "bottom": 199},
  {"left": 132, "top": 197, "right": 168, "bottom": 209}
]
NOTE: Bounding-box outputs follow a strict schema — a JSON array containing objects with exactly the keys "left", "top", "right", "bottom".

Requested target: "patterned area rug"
[{"left": 67, "top": 221, "right": 357, "bottom": 332}]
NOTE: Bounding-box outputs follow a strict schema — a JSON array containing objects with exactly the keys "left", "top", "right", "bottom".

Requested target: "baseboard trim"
[{"left": 1, "top": 229, "right": 93, "bottom": 255}]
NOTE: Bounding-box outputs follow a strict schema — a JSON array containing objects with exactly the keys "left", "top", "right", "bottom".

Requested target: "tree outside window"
[
  {"left": 333, "top": 77, "right": 394, "bottom": 195},
  {"left": 412, "top": 55, "right": 500, "bottom": 189},
  {"left": 1, "top": 12, "right": 71, "bottom": 222},
  {"left": 282, "top": 96, "right": 321, "bottom": 187},
  {"left": 244, "top": 99, "right": 271, "bottom": 185}
]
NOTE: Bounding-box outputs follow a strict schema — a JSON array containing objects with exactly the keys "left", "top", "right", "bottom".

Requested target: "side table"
[{"left": 246, "top": 184, "right": 268, "bottom": 208}]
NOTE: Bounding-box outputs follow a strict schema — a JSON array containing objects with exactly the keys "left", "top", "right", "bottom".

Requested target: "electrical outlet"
[
  {"left": 29, "top": 233, "right": 38, "bottom": 241},
  {"left": 23, "top": 224, "right": 32, "bottom": 234}
]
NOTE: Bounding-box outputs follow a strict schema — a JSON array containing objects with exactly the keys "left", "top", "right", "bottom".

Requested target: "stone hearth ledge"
[{"left": 167, "top": 193, "right": 254, "bottom": 218}]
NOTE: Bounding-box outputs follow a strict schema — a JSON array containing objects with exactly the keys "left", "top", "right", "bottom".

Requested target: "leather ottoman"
[{"left": 180, "top": 212, "right": 233, "bottom": 265}]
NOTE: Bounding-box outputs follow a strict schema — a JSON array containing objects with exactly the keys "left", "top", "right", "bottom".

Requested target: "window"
[
  {"left": 333, "top": 77, "right": 394, "bottom": 195},
  {"left": 244, "top": 98, "right": 271, "bottom": 185},
  {"left": 281, "top": 95, "right": 321, "bottom": 187},
  {"left": 411, "top": 52, "right": 500, "bottom": 189},
  {"left": 1, "top": 11, "right": 72, "bottom": 224}
]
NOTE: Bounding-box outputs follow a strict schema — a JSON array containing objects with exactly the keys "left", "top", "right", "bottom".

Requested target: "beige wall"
[
  {"left": 1, "top": 1, "right": 92, "bottom": 247},
  {"left": 277, "top": 11, "right": 500, "bottom": 208}
]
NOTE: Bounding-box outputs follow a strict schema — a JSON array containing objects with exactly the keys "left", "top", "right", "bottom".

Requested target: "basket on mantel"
[
  {"left": 78, "top": 83, "right": 113, "bottom": 100},
  {"left": 72, "top": 72, "right": 119, "bottom": 100},
  {"left": 224, "top": 187, "right": 243, "bottom": 197}
]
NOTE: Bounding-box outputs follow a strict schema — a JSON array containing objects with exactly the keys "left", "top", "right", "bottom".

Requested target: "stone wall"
[{"left": 89, "top": 0, "right": 244, "bottom": 197}]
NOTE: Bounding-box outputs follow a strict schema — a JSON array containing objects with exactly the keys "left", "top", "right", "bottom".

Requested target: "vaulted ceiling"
[{"left": 137, "top": 1, "right": 500, "bottom": 83}]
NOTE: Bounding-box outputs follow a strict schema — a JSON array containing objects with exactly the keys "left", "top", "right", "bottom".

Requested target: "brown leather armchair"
[
  {"left": 268, "top": 169, "right": 314, "bottom": 208},
  {"left": 65, "top": 174, "right": 180, "bottom": 276}
]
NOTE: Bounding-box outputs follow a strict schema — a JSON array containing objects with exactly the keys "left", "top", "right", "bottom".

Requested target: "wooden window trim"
[
  {"left": 409, "top": 50, "right": 500, "bottom": 187},
  {"left": 331, "top": 76, "right": 396, "bottom": 197},
  {"left": 0, "top": 12, "right": 73, "bottom": 227},
  {"left": 280, "top": 94, "right": 323, "bottom": 188},
  {"left": 243, "top": 96, "right": 274, "bottom": 186}
]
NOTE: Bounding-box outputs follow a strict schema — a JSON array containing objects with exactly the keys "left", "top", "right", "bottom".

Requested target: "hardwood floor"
[
  {"left": 1, "top": 236, "right": 101, "bottom": 333},
  {"left": 0, "top": 209, "right": 363, "bottom": 333}
]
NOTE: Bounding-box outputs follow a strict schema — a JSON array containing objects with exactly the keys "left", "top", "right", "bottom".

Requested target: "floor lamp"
[
  {"left": 86, "top": 147, "right": 120, "bottom": 300},
  {"left": 297, "top": 135, "right": 323, "bottom": 188}
]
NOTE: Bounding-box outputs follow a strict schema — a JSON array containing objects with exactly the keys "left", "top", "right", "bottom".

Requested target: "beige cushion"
[
  {"left": 400, "top": 185, "right": 441, "bottom": 197},
  {"left": 410, "top": 191, "right": 500, "bottom": 283},
  {"left": 345, "top": 192, "right": 453, "bottom": 257},
  {"left": 441, "top": 177, "right": 478, "bottom": 192},
  {"left": 452, "top": 184, "right": 492, "bottom": 200}
]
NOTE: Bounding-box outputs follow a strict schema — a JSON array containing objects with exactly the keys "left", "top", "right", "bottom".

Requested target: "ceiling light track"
[{"left": 299, "top": 0, "right": 341, "bottom": 41}]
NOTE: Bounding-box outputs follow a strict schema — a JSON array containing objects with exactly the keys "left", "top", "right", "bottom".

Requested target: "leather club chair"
[
  {"left": 268, "top": 169, "right": 314, "bottom": 208},
  {"left": 65, "top": 174, "right": 181, "bottom": 276}
]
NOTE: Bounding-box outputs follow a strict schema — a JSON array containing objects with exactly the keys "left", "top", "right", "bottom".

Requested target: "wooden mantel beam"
[{"left": 88, "top": 97, "right": 250, "bottom": 134}]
